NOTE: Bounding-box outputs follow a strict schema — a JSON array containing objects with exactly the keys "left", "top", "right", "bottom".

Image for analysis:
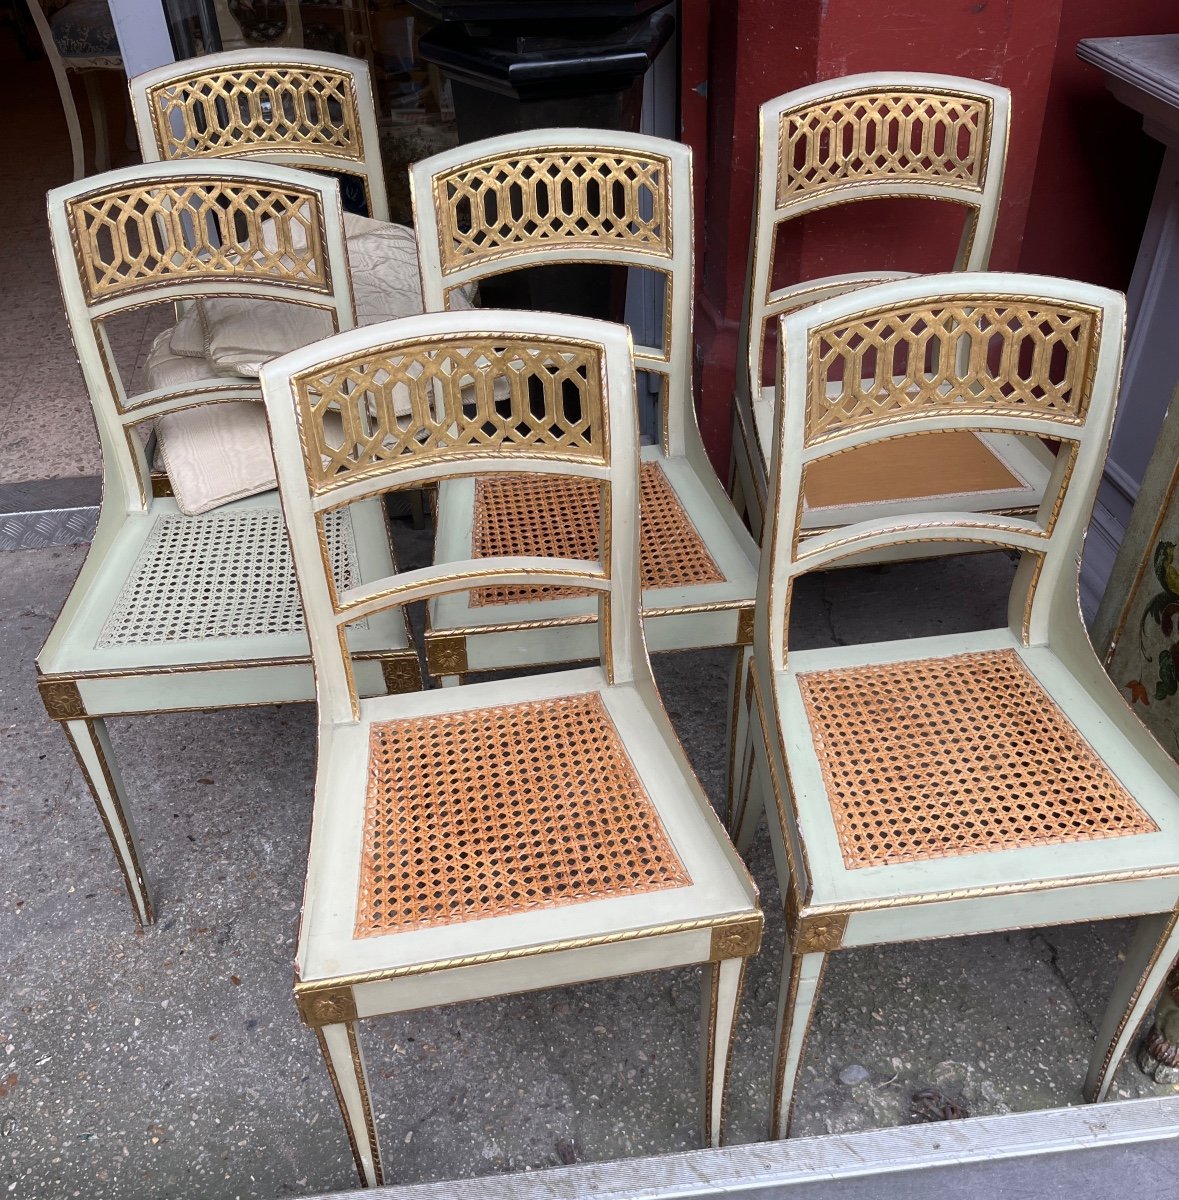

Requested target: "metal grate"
[
  {"left": 470, "top": 461, "right": 724, "bottom": 606},
  {"left": 796, "top": 649, "right": 1158, "bottom": 870},
  {"left": 98, "top": 507, "right": 361, "bottom": 645},
  {"left": 355, "top": 692, "right": 692, "bottom": 936}
]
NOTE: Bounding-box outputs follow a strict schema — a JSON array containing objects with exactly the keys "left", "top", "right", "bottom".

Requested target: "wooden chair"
[
  {"left": 259, "top": 308, "right": 763, "bottom": 1185},
  {"left": 731, "top": 272, "right": 1179, "bottom": 1137},
  {"left": 410, "top": 130, "right": 758, "bottom": 717},
  {"left": 38, "top": 160, "right": 420, "bottom": 927},
  {"left": 729, "top": 73, "right": 1052, "bottom": 544},
  {"left": 25, "top": 0, "right": 123, "bottom": 179},
  {"left": 130, "top": 48, "right": 389, "bottom": 220}
]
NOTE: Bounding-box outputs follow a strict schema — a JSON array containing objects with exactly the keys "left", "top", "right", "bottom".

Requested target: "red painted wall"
[
  {"left": 683, "top": 0, "right": 1172, "bottom": 469},
  {"left": 1018, "top": 0, "right": 1174, "bottom": 287}
]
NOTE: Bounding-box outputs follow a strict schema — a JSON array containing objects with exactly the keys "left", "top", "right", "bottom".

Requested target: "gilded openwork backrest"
[
  {"left": 260, "top": 310, "right": 644, "bottom": 722},
  {"left": 744, "top": 74, "right": 1010, "bottom": 400},
  {"left": 48, "top": 160, "right": 353, "bottom": 509},
  {"left": 411, "top": 129, "right": 693, "bottom": 453},
  {"left": 129, "top": 49, "right": 390, "bottom": 221},
  {"left": 758, "top": 273, "right": 1125, "bottom": 669}
]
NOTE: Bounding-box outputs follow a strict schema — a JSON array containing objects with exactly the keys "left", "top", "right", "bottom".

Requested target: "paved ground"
[{"left": 1, "top": 536, "right": 1174, "bottom": 1199}]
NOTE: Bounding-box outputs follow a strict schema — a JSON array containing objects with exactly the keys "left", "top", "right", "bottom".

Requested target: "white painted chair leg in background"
[
  {"left": 1085, "top": 911, "right": 1179, "bottom": 1102},
  {"left": 61, "top": 716, "right": 152, "bottom": 926},
  {"left": 701, "top": 955, "right": 746, "bottom": 1148}
]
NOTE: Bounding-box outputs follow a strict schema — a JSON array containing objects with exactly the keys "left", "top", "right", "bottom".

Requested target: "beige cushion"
[
  {"left": 156, "top": 216, "right": 476, "bottom": 515},
  {"left": 157, "top": 401, "right": 275, "bottom": 516},
  {"left": 167, "top": 303, "right": 209, "bottom": 358},
  {"left": 203, "top": 216, "right": 474, "bottom": 376},
  {"left": 143, "top": 329, "right": 225, "bottom": 391}
]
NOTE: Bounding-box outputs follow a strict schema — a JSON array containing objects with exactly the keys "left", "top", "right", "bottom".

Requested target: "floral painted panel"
[
  {"left": 1098, "top": 384, "right": 1179, "bottom": 759},
  {"left": 1108, "top": 535, "right": 1179, "bottom": 756}
]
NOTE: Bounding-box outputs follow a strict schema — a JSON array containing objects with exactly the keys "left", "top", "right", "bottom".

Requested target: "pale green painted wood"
[
  {"left": 729, "top": 72, "right": 1018, "bottom": 538},
  {"left": 736, "top": 273, "right": 1179, "bottom": 1138},
  {"left": 38, "top": 161, "right": 417, "bottom": 926},
  {"left": 410, "top": 129, "right": 759, "bottom": 682},
  {"left": 259, "top": 311, "right": 762, "bottom": 1181}
]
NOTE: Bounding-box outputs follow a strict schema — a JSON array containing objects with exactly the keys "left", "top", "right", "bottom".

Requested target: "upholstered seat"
[{"left": 49, "top": 0, "right": 117, "bottom": 54}]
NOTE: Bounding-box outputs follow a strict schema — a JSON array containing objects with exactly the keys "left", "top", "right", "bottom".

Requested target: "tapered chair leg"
[
  {"left": 1085, "top": 911, "right": 1179, "bottom": 1102},
  {"left": 771, "top": 946, "right": 828, "bottom": 1140},
  {"left": 725, "top": 645, "right": 754, "bottom": 829},
  {"left": 60, "top": 716, "right": 153, "bottom": 926},
  {"left": 701, "top": 955, "right": 746, "bottom": 1147},
  {"left": 316, "top": 1022, "right": 384, "bottom": 1187},
  {"left": 732, "top": 736, "right": 765, "bottom": 858}
]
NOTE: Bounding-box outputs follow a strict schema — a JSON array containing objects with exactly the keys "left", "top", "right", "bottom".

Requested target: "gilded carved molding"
[
  {"left": 426, "top": 632, "right": 468, "bottom": 677},
  {"left": 709, "top": 915, "right": 764, "bottom": 961},
  {"left": 785, "top": 886, "right": 847, "bottom": 954},
  {"left": 297, "top": 986, "right": 358, "bottom": 1027},
  {"left": 38, "top": 678, "right": 85, "bottom": 721}
]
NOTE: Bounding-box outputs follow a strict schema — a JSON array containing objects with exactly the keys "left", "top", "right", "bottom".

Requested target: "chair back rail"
[
  {"left": 260, "top": 310, "right": 645, "bottom": 722},
  {"left": 757, "top": 273, "right": 1126, "bottom": 673},
  {"left": 742, "top": 73, "right": 1011, "bottom": 404},
  {"left": 130, "top": 49, "right": 390, "bottom": 221},
  {"left": 48, "top": 160, "right": 354, "bottom": 512},
  {"left": 410, "top": 130, "right": 696, "bottom": 459}
]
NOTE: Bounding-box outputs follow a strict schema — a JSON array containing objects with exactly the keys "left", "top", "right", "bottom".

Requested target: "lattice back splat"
[
  {"left": 67, "top": 176, "right": 331, "bottom": 304},
  {"left": 145, "top": 64, "right": 365, "bottom": 164},
  {"left": 806, "top": 297, "right": 1099, "bottom": 444},
  {"left": 778, "top": 88, "right": 993, "bottom": 206},
  {"left": 429, "top": 148, "right": 673, "bottom": 273},
  {"left": 290, "top": 334, "right": 608, "bottom": 495}
]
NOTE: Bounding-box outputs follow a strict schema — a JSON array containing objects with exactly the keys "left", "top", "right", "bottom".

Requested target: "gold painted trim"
[
  {"left": 736, "top": 607, "right": 755, "bottom": 647},
  {"left": 703, "top": 955, "right": 748, "bottom": 1147},
  {"left": 786, "top": 889, "right": 847, "bottom": 954},
  {"left": 709, "top": 914, "right": 763, "bottom": 960},
  {"left": 295, "top": 912, "right": 757, "bottom": 996},
  {"left": 432, "top": 598, "right": 750, "bottom": 643},
  {"left": 39, "top": 677, "right": 85, "bottom": 721},
  {"left": 772, "top": 949, "right": 832, "bottom": 1138},
  {"left": 299, "top": 985, "right": 359, "bottom": 1027},
  {"left": 425, "top": 631, "right": 468, "bottom": 676},
  {"left": 1091, "top": 910, "right": 1179, "bottom": 1096},
  {"left": 62, "top": 717, "right": 153, "bottom": 926},
  {"left": 348, "top": 1023, "right": 383, "bottom": 1187},
  {"left": 313, "top": 1023, "right": 383, "bottom": 1187},
  {"left": 380, "top": 654, "right": 423, "bottom": 694}
]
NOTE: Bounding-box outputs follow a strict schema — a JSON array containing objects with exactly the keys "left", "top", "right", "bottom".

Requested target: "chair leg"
[
  {"left": 52, "top": 65, "right": 86, "bottom": 179},
  {"left": 1085, "top": 911, "right": 1179, "bottom": 1102},
  {"left": 82, "top": 72, "right": 110, "bottom": 173},
  {"left": 316, "top": 1022, "right": 384, "bottom": 1187},
  {"left": 770, "top": 945, "right": 828, "bottom": 1140},
  {"left": 724, "top": 645, "right": 753, "bottom": 829},
  {"left": 732, "top": 735, "right": 765, "bottom": 857},
  {"left": 60, "top": 717, "right": 153, "bottom": 926},
  {"left": 701, "top": 955, "right": 746, "bottom": 1148},
  {"left": 729, "top": 451, "right": 748, "bottom": 524}
]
